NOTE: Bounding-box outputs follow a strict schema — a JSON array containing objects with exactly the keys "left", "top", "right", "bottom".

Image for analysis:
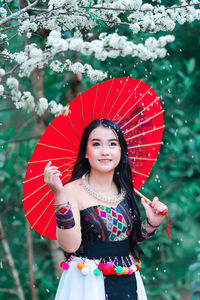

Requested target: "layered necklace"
[{"left": 81, "top": 172, "right": 126, "bottom": 204}]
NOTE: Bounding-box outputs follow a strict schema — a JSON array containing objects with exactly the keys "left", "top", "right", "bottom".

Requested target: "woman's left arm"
[{"left": 141, "top": 196, "right": 168, "bottom": 235}]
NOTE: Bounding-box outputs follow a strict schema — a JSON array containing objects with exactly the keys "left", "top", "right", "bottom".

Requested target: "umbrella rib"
[
  {"left": 126, "top": 125, "right": 165, "bottom": 141},
  {"left": 117, "top": 87, "right": 152, "bottom": 125},
  {"left": 132, "top": 170, "right": 149, "bottom": 177},
  {"left": 23, "top": 183, "right": 46, "bottom": 202},
  {"left": 25, "top": 190, "right": 51, "bottom": 216},
  {"left": 37, "top": 143, "right": 77, "bottom": 154},
  {"left": 68, "top": 115, "right": 81, "bottom": 141},
  {"left": 23, "top": 161, "right": 75, "bottom": 184},
  {"left": 92, "top": 84, "right": 99, "bottom": 121},
  {"left": 41, "top": 211, "right": 55, "bottom": 237},
  {"left": 121, "top": 97, "right": 160, "bottom": 129},
  {"left": 129, "top": 157, "right": 157, "bottom": 161},
  {"left": 99, "top": 79, "right": 114, "bottom": 118},
  {"left": 62, "top": 166, "right": 73, "bottom": 175},
  {"left": 50, "top": 124, "right": 78, "bottom": 148},
  {"left": 80, "top": 93, "right": 85, "bottom": 130},
  {"left": 31, "top": 197, "right": 55, "bottom": 229},
  {"left": 125, "top": 110, "right": 164, "bottom": 134},
  {"left": 128, "top": 142, "right": 163, "bottom": 149},
  {"left": 106, "top": 78, "right": 128, "bottom": 119},
  {"left": 112, "top": 80, "right": 142, "bottom": 121},
  {"left": 28, "top": 157, "right": 76, "bottom": 164}
]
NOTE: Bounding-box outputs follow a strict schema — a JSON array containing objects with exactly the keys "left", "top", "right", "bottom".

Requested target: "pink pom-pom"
[
  {"left": 128, "top": 268, "right": 134, "bottom": 275},
  {"left": 106, "top": 262, "right": 114, "bottom": 269},
  {"left": 62, "top": 262, "right": 70, "bottom": 270}
]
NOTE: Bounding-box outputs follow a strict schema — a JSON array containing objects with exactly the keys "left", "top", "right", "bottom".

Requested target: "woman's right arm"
[{"left": 44, "top": 162, "right": 82, "bottom": 253}]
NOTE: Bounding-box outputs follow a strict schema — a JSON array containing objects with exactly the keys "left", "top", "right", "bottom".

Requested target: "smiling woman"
[
  {"left": 44, "top": 118, "right": 168, "bottom": 300},
  {"left": 85, "top": 126, "right": 121, "bottom": 179}
]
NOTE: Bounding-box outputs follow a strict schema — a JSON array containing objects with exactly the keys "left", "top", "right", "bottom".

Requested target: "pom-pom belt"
[{"left": 60, "top": 239, "right": 141, "bottom": 276}]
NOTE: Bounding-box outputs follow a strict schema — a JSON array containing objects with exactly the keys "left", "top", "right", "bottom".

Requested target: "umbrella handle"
[{"left": 134, "top": 188, "right": 167, "bottom": 216}]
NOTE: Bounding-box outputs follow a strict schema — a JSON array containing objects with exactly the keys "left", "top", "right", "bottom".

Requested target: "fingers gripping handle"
[{"left": 134, "top": 188, "right": 167, "bottom": 215}]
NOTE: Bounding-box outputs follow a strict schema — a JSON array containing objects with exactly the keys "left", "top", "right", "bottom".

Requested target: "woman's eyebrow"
[{"left": 91, "top": 138, "right": 118, "bottom": 142}]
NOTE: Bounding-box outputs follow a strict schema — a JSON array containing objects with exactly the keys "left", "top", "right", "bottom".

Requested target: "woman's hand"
[
  {"left": 44, "top": 161, "right": 64, "bottom": 195},
  {"left": 141, "top": 197, "right": 168, "bottom": 227}
]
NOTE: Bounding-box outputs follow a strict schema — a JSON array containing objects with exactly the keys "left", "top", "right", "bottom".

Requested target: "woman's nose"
[{"left": 101, "top": 146, "right": 110, "bottom": 155}]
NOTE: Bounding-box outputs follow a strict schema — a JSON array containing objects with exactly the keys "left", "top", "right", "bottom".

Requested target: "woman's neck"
[{"left": 88, "top": 169, "right": 118, "bottom": 194}]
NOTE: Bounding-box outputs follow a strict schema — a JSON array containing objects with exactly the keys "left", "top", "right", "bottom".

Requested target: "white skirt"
[{"left": 55, "top": 257, "right": 147, "bottom": 300}]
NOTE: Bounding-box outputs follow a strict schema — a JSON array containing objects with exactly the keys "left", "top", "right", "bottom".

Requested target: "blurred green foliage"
[{"left": 0, "top": 11, "right": 200, "bottom": 300}]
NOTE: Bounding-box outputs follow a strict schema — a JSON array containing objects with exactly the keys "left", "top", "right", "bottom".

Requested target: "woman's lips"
[{"left": 99, "top": 159, "right": 111, "bottom": 163}]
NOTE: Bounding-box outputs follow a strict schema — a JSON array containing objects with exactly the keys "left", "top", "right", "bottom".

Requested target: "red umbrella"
[{"left": 23, "top": 77, "right": 165, "bottom": 240}]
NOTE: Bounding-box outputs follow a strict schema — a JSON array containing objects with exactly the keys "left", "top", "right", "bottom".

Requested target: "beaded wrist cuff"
[
  {"left": 55, "top": 202, "right": 75, "bottom": 229},
  {"left": 141, "top": 221, "right": 156, "bottom": 239}
]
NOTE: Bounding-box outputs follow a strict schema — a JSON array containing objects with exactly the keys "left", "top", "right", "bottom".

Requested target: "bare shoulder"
[{"left": 64, "top": 179, "right": 83, "bottom": 208}]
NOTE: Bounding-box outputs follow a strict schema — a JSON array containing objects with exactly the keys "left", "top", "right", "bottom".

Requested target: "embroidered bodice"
[{"left": 80, "top": 199, "right": 133, "bottom": 242}]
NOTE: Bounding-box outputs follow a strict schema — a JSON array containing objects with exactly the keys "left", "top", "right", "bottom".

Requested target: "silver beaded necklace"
[{"left": 81, "top": 172, "right": 126, "bottom": 204}]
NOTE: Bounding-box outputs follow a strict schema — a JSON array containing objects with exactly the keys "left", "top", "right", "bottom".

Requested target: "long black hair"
[{"left": 68, "top": 118, "right": 144, "bottom": 259}]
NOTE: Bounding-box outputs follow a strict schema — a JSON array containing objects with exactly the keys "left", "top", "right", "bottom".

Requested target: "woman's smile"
[{"left": 86, "top": 126, "right": 121, "bottom": 173}]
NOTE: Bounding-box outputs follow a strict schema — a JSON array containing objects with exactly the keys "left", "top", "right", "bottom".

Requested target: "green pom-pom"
[
  {"left": 135, "top": 262, "right": 141, "bottom": 267},
  {"left": 94, "top": 268, "right": 101, "bottom": 276},
  {"left": 115, "top": 266, "right": 123, "bottom": 274}
]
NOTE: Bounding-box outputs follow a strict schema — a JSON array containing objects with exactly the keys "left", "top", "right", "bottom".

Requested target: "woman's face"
[{"left": 86, "top": 126, "right": 121, "bottom": 173}]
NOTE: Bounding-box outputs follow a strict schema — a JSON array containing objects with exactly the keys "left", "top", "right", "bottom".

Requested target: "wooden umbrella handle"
[{"left": 134, "top": 188, "right": 167, "bottom": 216}]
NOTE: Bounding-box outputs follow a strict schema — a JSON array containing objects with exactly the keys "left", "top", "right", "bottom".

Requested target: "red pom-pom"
[
  {"left": 98, "top": 263, "right": 106, "bottom": 271},
  {"left": 103, "top": 268, "right": 110, "bottom": 275},
  {"left": 110, "top": 268, "right": 116, "bottom": 275},
  {"left": 135, "top": 264, "right": 140, "bottom": 271},
  {"left": 60, "top": 261, "right": 65, "bottom": 268}
]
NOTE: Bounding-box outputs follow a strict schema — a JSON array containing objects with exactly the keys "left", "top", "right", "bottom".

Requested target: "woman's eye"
[
  {"left": 93, "top": 142, "right": 100, "bottom": 146},
  {"left": 110, "top": 142, "right": 117, "bottom": 146}
]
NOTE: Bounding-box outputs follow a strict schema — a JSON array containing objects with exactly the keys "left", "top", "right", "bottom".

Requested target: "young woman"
[{"left": 44, "top": 118, "right": 168, "bottom": 300}]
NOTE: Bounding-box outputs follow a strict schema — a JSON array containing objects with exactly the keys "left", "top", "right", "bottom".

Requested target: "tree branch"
[
  {"left": 79, "top": 2, "right": 200, "bottom": 12},
  {"left": 0, "top": 135, "right": 41, "bottom": 145},
  {"left": 0, "top": 0, "right": 40, "bottom": 26},
  {"left": 25, "top": 219, "right": 38, "bottom": 300},
  {"left": 0, "top": 221, "right": 25, "bottom": 300},
  {"left": 0, "top": 288, "right": 17, "bottom": 295}
]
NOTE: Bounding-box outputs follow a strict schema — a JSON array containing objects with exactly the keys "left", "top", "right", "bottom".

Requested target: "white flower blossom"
[
  {"left": 87, "top": 70, "right": 107, "bottom": 81},
  {"left": 50, "top": 60, "right": 64, "bottom": 73},
  {"left": 0, "top": 8, "right": 7, "bottom": 18},
  {"left": 30, "top": 47, "right": 43, "bottom": 59},
  {"left": 20, "top": 20, "right": 38, "bottom": 33},
  {"left": 129, "top": 23, "right": 141, "bottom": 34},
  {"left": 69, "top": 38, "right": 83, "bottom": 52},
  {"left": 0, "top": 34, "right": 8, "bottom": 41},
  {"left": 0, "top": 68, "right": 5, "bottom": 77},
  {"left": 47, "top": 30, "right": 68, "bottom": 52},
  {"left": 0, "top": 85, "right": 4, "bottom": 96},
  {"left": 48, "top": 0, "right": 77, "bottom": 9},
  {"left": 36, "top": 97, "right": 48, "bottom": 116},
  {"left": 70, "top": 62, "right": 84, "bottom": 74},
  {"left": 49, "top": 101, "right": 64, "bottom": 116},
  {"left": 81, "top": 42, "right": 93, "bottom": 55},
  {"left": 141, "top": 4, "right": 154, "bottom": 11},
  {"left": 6, "top": 77, "right": 19, "bottom": 89},
  {"left": 155, "top": 48, "right": 167, "bottom": 59}
]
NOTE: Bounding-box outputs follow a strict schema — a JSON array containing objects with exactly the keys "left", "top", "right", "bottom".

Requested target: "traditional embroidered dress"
[{"left": 55, "top": 199, "right": 152, "bottom": 300}]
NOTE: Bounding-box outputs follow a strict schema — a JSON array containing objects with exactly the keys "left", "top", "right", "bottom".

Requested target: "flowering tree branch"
[{"left": 0, "top": 0, "right": 199, "bottom": 117}]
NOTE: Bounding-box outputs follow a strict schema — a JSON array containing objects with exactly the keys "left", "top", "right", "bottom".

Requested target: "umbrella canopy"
[{"left": 23, "top": 77, "right": 164, "bottom": 240}]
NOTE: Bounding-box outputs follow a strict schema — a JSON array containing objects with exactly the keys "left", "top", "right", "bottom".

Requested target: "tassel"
[{"left": 164, "top": 213, "right": 171, "bottom": 241}]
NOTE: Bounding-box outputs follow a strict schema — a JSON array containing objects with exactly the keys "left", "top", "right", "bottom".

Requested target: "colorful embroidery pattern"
[
  {"left": 55, "top": 202, "right": 75, "bottom": 229},
  {"left": 95, "top": 205, "right": 129, "bottom": 241}
]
